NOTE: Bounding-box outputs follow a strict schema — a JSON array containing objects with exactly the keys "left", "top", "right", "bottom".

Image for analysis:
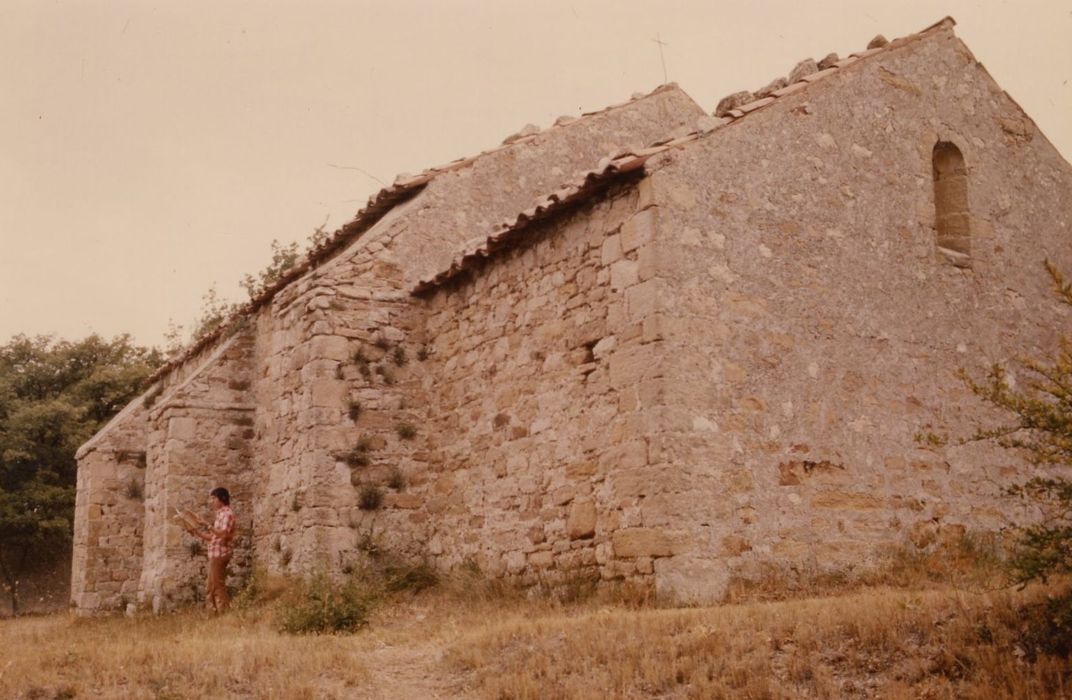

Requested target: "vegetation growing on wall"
[{"left": 165, "top": 223, "right": 331, "bottom": 353}]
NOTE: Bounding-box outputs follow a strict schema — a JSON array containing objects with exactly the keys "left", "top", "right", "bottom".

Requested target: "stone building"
[{"left": 73, "top": 18, "right": 1072, "bottom": 613}]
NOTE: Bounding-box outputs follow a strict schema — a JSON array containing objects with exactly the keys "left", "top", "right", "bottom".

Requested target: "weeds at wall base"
[
  {"left": 232, "top": 556, "right": 442, "bottom": 634},
  {"left": 724, "top": 532, "right": 1009, "bottom": 605}
]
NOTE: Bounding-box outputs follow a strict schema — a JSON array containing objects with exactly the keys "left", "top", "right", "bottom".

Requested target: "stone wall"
[
  {"left": 72, "top": 398, "right": 150, "bottom": 613},
  {"left": 247, "top": 198, "right": 430, "bottom": 577},
  {"left": 139, "top": 329, "right": 256, "bottom": 611},
  {"left": 638, "top": 25, "right": 1072, "bottom": 601},
  {"left": 418, "top": 180, "right": 666, "bottom": 582}
]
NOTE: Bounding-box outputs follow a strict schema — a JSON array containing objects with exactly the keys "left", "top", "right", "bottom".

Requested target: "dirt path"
[{"left": 355, "top": 638, "right": 470, "bottom": 699}]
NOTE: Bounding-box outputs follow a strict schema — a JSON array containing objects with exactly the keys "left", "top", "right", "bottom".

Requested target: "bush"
[
  {"left": 962, "top": 261, "right": 1072, "bottom": 656},
  {"left": 232, "top": 568, "right": 289, "bottom": 610},
  {"left": 276, "top": 574, "right": 376, "bottom": 635},
  {"left": 358, "top": 484, "right": 383, "bottom": 510},
  {"left": 1020, "top": 590, "right": 1072, "bottom": 660},
  {"left": 383, "top": 561, "right": 439, "bottom": 594},
  {"left": 386, "top": 467, "right": 406, "bottom": 491},
  {"left": 338, "top": 442, "right": 371, "bottom": 468}
]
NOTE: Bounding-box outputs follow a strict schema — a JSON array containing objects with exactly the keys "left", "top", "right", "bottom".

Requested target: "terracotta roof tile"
[
  {"left": 817, "top": 53, "right": 840, "bottom": 70},
  {"left": 770, "top": 81, "right": 809, "bottom": 98},
  {"left": 850, "top": 47, "right": 884, "bottom": 59},
  {"left": 801, "top": 67, "right": 839, "bottom": 83},
  {"left": 738, "top": 96, "right": 776, "bottom": 114}
]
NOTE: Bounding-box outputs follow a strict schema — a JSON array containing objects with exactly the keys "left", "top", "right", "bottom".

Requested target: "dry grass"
[
  {"left": 2, "top": 556, "right": 1069, "bottom": 699},
  {"left": 446, "top": 585, "right": 1072, "bottom": 699},
  {"left": 0, "top": 610, "right": 368, "bottom": 699}
]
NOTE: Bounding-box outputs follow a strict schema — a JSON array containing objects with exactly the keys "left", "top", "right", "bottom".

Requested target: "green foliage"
[
  {"left": 1004, "top": 478, "right": 1072, "bottom": 585},
  {"left": 171, "top": 223, "right": 331, "bottom": 353},
  {"left": 240, "top": 239, "right": 301, "bottom": 300},
  {"left": 963, "top": 264, "right": 1072, "bottom": 583},
  {"left": 275, "top": 574, "right": 376, "bottom": 635},
  {"left": 190, "top": 285, "right": 242, "bottom": 345},
  {"left": 960, "top": 261, "right": 1071, "bottom": 467},
  {"left": 274, "top": 555, "right": 438, "bottom": 635},
  {"left": 0, "top": 334, "right": 159, "bottom": 614},
  {"left": 395, "top": 423, "right": 417, "bottom": 440},
  {"left": 913, "top": 430, "right": 948, "bottom": 448},
  {"left": 962, "top": 262, "right": 1072, "bottom": 654}
]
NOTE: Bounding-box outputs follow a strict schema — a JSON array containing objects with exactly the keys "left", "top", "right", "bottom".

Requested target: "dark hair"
[{"left": 210, "top": 487, "right": 230, "bottom": 506}]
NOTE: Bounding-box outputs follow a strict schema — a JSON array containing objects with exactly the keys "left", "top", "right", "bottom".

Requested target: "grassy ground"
[{"left": 1, "top": 555, "right": 1069, "bottom": 699}]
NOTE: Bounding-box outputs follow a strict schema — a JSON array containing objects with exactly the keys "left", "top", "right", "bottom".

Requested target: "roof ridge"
[
  {"left": 410, "top": 16, "right": 960, "bottom": 294},
  {"left": 388, "top": 82, "right": 685, "bottom": 188}
]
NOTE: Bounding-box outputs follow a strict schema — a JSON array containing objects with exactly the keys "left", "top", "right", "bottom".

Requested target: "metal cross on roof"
[{"left": 651, "top": 33, "right": 669, "bottom": 85}]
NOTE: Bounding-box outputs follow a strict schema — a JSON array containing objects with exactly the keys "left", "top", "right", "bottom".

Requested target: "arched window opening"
[{"left": 933, "top": 141, "right": 971, "bottom": 268}]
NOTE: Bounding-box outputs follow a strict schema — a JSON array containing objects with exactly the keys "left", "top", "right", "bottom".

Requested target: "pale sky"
[{"left": 2, "top": 1, "right": 1069, "bottom": 349}]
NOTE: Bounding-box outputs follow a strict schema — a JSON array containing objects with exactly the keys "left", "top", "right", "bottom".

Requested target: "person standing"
[{"left": 178, "top": 487, "right": 236, "bottom": 613}]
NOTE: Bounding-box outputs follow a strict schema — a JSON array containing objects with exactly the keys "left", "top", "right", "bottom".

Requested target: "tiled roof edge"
[
  {"left": 145, "top": 84, "right": 687, "bottom": 386},
  {"left": 145, "top": 182, "right": 426, "bottom": 385}
]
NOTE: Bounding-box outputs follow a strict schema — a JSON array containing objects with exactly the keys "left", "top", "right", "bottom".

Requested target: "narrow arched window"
[{"left": 933, "top": 141, "right": 970, "bottom": 267}]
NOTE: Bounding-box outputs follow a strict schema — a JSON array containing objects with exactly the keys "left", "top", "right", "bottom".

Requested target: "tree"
[
  {"left": 962, "top": 262, "right": 1072, "bottom": 654},
  {"left": 0, "top": 334, "right": 160, "bottom": 615},
  {"left": 962, "top": 262, "right": 1072, "bottom": 585}
]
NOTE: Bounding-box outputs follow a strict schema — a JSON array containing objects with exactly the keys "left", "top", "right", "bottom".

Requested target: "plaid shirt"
[{"left": 208, "top": 506, "right": 236, "bottom": 559}]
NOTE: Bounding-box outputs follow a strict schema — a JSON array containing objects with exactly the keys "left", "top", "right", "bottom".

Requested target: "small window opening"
[{"left": 932, "top": 141, "right": 971, "bottom": 268}]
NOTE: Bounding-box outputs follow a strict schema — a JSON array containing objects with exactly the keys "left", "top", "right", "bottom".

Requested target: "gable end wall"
[{"left": 644, "top": 26, "right": 1072, "bottom": 601}]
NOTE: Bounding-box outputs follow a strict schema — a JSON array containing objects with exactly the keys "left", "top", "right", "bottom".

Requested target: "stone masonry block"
[
  {"left": 636, "top": 176, "right": 656, "bottom": 211},
  {"left": 608, "top": 345, "right": 663, "bottom": 388},
  {"left": 934, "top": 175, "right": 967, "bottom": 209},
  {"left": 612, "top": 527, "right": 691, "bottom": 558},
  {"left": 308, "top": 379, "right": 348, "bottom": 408},
  {"left": 937, "top": 211, "right": 970, "bottom": 238},
  {"left": 624, "top": 279, "right": 666, "bottom": 321},
  {"left": 811, "top": 491, "right": 884, "bottom": 510},
  {"left": 307, "top": 335, "right": 351, "bottom": 362},
  {"left": 621, "top": 208, "right": 657, "bottom": 252},
  {"left": 654, "top": 556, "right": 729, "bottom": 604},
  {"left": 610, "top": 260, "right": 639, "bottom": 291},
  {"left": 636, "top": 244, "right": 659, "bottom": 282},
  {"left": 601, "top": 234, "right": 623, "bottom": 266},
  {"left": 567, "top": 499, "right": 597, "bottom": 539},
  {"left": 167, "top": 417, "right": 197, "bottom": 441}
]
